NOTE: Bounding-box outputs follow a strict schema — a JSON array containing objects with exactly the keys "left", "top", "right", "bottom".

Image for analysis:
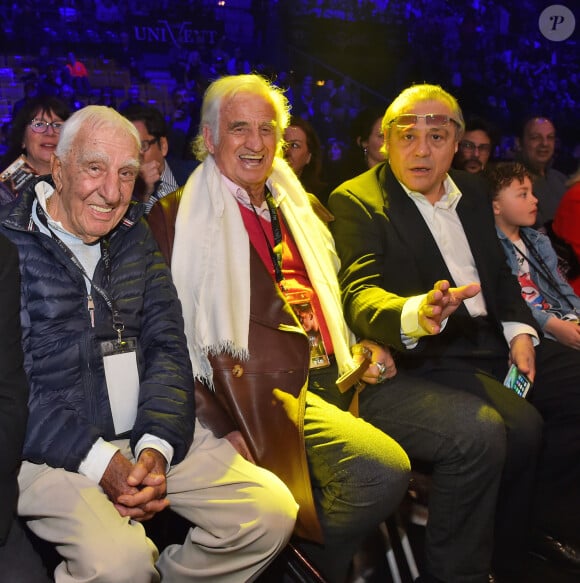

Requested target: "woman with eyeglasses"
[{"left": 1, "top": 96, "right": 71, "bottom": 203}]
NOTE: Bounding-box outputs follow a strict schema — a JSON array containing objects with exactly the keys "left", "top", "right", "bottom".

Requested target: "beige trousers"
[{"left": 18, "top": 421, "right": 297, "bottom": 583}]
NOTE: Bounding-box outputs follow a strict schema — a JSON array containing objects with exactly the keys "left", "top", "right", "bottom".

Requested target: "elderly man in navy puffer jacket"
[{"left": 0, "top": 105, "right": 296, "bottom": 583}]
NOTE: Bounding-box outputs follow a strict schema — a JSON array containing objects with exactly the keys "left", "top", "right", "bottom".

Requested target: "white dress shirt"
[{"left": 398, "top": 174, "right": 538, "bottom": 346}]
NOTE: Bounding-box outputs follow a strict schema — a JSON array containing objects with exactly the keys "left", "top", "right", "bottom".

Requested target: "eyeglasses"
[
  {"left": 30, "top": 119, "right": 64, "bottom": 134},
  {"left": 388, "top": 114, "right": 460, "bottom": 128},
  {"left": 459, "top": 140, "right": 492, "bottom": 154},
  {"left": 140, "top": 137, "right": 160, "bottom": 153}
]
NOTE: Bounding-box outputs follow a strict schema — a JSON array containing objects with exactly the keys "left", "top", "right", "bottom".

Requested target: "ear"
[
  {"left": 515, "top": 137, "right": 522, "bottom": 151},
  {"left": 203, "top": 125, "right": 215, "bottom": 154},
  {"left": 491, "top": 198, "right": 502, "bottom": 216},
  {"left": 159, "top": 136, "right": 169, "bottom": 157},
  {"left": 51, "top": 154, "right": 63, "bottom": 191},
  {"left": 306, "top": 153, "right": 312, "bottom": 164}
]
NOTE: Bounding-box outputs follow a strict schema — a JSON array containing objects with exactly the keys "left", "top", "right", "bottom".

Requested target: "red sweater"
[
  {"left": 553, "top": 181, "right": 580, "bottom": 296},
  {"left": 239, "top": 203, "right": 334, "bottom": 354}
]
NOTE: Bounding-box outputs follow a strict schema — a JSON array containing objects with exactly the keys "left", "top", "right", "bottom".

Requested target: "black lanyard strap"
[
  {"left": 515, "top": 232, "right": 576, "bottom": 312},
  {"left": 249, "top": 187, "right": 285, "bottom": 286},
  {"left": 36, "top": 202, "right": 125, "bottom": 336}
]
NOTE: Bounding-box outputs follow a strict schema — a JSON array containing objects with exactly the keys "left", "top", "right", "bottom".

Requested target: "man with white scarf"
[{"left": 148, "top": 74, "right": 504, "bottom": 583}]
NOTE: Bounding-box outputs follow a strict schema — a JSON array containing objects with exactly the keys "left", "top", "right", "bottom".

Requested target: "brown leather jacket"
[{"left": 148, "top": 188, "right": 323, "bottom": 543}]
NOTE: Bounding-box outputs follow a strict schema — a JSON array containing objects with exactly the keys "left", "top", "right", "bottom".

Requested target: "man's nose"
[
  {"left": 100, "top": 172, "right": 122, "bottom": 202},
  {"left": 415, "top": 134, "right": 431, "bottom": 155},
  {"left": 246, "top": 128, "right": 265, "bottom": 150}
]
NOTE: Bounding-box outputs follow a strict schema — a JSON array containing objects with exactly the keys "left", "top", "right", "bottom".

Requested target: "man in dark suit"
[
  {"left": 329, "top": 84, "right": 580, "bottom": 580},
  {"left": 0, "top": 234, "right": 50, "bottom": 582}
]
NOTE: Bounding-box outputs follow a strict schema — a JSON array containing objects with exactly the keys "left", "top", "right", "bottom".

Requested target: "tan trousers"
[{"left": 18, "top": 421, "right": 297, "bottom": 583}]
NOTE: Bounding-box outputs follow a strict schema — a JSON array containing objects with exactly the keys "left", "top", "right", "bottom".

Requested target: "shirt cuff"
[
  {"left": 135, "top": 434, "right": 174, "bottom": 470},
  {"left": 401, "top": 294, "right": 449, "bottom": 348},
  {"left": 78, "top": 438, "right": 119, "bottom": 484},
  {"left": 502, "top": 322, "right": 540, "bottom": 346}
]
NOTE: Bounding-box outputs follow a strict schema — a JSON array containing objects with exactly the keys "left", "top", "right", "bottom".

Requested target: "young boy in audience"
[{"left": 490, "top": 161, "right": 580, "bottom": 350}]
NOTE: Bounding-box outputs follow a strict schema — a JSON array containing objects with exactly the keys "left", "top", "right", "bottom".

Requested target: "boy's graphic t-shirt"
[{"left": 514, "top": 239, "right": 550, "bottom": 311}]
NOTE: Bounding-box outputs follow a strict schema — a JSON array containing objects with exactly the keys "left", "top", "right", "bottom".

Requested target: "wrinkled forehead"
[
  {"left": 221, "top": 92, "right": 276, "bottom": 122},
  {"left": 72, "top": 124, "right": 140, "bottom": 160}
]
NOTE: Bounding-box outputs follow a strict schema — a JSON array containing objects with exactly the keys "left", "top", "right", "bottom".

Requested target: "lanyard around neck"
[
  {"left": 514, "top": 232, "right": 576, "bottom": 312},
  {"left": 36, "top": 203, "right": 125, "bottom": 338},
  {"left": 249, "top": 187, "right": 285, "bottom": 288}
]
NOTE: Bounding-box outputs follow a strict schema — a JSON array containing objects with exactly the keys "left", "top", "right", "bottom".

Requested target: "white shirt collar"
[{"left": 399, "top": 173, "right": 463, "bottom": 210}]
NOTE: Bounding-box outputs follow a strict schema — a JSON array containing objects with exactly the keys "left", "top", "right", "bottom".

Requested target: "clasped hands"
[{"left": 100, "top": 448, "right": 169, "bottom": 522}]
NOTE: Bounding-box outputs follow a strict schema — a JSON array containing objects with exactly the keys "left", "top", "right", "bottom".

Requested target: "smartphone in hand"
[{"left": 503, "top": 364, "right": 532, "bottom": 398}]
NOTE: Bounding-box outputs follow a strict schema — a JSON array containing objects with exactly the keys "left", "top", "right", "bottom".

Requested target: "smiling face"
[
  {"left": 23, "top": 108, "right": 64, "bottom": 175},
  {"left": 284, "top": 125, "right": 311, "bottom": 177},
  {"left": 492, "top": 175, "right": 538, "bottom": 237},
  {"left": 386, "top": 99, "right": 459, "bottom": 202},
  {"left": 204, "top": 92, "right": 277, "bottom": 203},
  {"left": 50, "top": 123, "right": 140, "bottom": 243},
  {"left": 520, "top": 117, "right": 556, "bottom": 171}
]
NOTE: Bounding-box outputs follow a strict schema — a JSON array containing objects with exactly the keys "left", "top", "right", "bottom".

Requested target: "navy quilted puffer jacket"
[{"left": 0, "top": 178, "right": 195, "bottom": 472}]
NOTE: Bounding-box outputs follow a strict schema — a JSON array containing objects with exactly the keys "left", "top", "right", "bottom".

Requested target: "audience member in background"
[
  {"left": 94, "top": 86, "right": 117, "bottom": 109},
  {"left": 516, "top": 116, "right": 568, "bottom": 228},
  {"left": 226, "top": 46, "right": 251, "bottom": 75},
  {"left": 325, "top": 107, "right": 386, "bottom": 197},
  {"left": 0, "top": 105, "right": 296, "bottom": 582},
  {"left": 284, "top": 116, "right": 326, "bottom": 200},
  {"left": 34, "top": 46, "right": 59, "bottom": 86},
  {"left": 490, "top": 162, "right": 580, "bottom": 347},
  {"left": 11, "top": 78, "right": 39, "bottom": 117},
  {"left": 453, "top": 116, "right": 498, "bottom": 174},
  {"left": 321, "top": 137, "right": 347, "bottom": 204},
  {"left": 292, "top": 74, "right": 317, "bottom": 121},
  {"left": 553, "top": 165, "right": 580, "bottom": 296},
  {"left": 64, "top": 52, "right": 90, "bottom": 97},
  {"left": 0, "top": 96, "right": 71, "bottom": 203},
  {"left": 313, "top": 99, "right": 336, "bottom": 146},
  {"left": 185, "top": 48, "right": 210, "bottom": 90},
  {"left": 95, "top": 0, "right": 122, "bottom": 26},
  {"left": 59, "top": 83, "right": 85, "bottom": 112},
  {"left": 118, "top": 84, "right": 146, "bottom": 111},
  {"left": 329, "top": 83, "right": 580, "bottom": 578},
  {"left": 122, "top": 104, "right": 197, "bottom": 214},
  {"left": 0, "top": 233, "right": 51, "bottom": 583},
  {"left": 165, "top": 86, "right": 200, "bottom": 161},
  {"left": 351, "top": 107, "right": 387, "bottom": 172}
]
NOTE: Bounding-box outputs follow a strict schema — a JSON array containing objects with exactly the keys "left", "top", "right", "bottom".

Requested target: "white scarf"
[{"left": 172, "top": 155, "right": 357, "bottom": 386}]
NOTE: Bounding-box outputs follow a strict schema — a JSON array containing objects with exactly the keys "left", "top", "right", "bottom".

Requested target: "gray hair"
[
  {"left": 192, "top": 74, "right": 290, "bottom": 161},
  {"left": 55, "top": 105, "right": 141, "bottom": 161},
  {"left": 381, "top": 84, "right": 465, "bottom": 155}
]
